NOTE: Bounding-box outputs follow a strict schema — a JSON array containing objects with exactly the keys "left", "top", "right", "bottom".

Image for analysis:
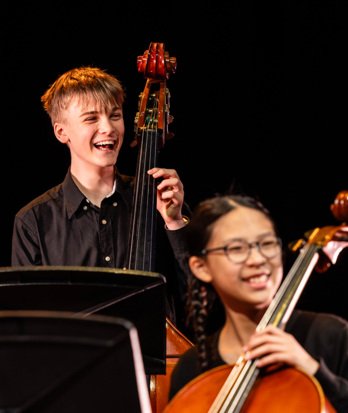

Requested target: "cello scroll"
[
  {"left": 290, "top": 190, "right": 348, "bottom": 273},
  {"left": 331, "top": 190, "right": 348, "bottom": 223}
]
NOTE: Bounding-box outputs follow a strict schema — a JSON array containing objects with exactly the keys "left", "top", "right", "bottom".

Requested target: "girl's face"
[{"left": 190, "top": 206, "right": 283, "bottom": 313}]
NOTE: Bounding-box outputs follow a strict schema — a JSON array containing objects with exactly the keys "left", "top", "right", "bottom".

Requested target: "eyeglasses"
[{"left": 201, "top": 236, "right": 282, "bottom": 264}]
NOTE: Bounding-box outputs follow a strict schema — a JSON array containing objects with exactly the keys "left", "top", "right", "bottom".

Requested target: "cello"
[
  {"left": 163, "top": 191, "right": 348, "bottom": 412},
  {"left": 126, "top": 42, "right": 192, "bottom": 413}
]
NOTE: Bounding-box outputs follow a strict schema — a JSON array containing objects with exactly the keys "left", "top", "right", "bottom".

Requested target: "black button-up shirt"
[
  {"left": 11, "top": 169, "right": 189, "bottom": 324},
  {"left": 12, "top": 170, "right": 134, "bottom": 267}
]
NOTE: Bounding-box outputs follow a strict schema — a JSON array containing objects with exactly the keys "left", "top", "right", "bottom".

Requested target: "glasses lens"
[
  {"left": 225, "top": 240, "right": 250, "bottom": 263},
  {"left": 226, "top": 237, "right": 281, "bottom": 263},
  {"left": 259, "top": 237, "right": 281, "bottom": 258}
]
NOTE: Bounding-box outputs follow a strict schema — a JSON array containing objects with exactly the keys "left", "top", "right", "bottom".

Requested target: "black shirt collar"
[{"left": 62, "top": 168, "right": 133, "bottom": 219}]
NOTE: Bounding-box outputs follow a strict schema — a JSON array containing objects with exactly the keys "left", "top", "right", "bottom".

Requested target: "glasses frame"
[{"left": 201, "top": 236, "right": 282, "bottom": 264}]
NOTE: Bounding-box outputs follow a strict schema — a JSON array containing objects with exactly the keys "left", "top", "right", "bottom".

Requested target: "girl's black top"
[{"left": 169, "top": 309, "right": 348, "bottom": 413}]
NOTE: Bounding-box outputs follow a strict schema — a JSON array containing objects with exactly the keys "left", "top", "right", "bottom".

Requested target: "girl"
[{"left": 168, "top": 194, "right": 348, "bottom": 412}]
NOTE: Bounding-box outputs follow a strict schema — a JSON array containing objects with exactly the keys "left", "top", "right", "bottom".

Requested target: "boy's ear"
[
  {"left": 54, "top": 122, "right": 69, "bottom": 144},
  {"left": 189, "top": 256, "right": 212, "bottom": 283}
]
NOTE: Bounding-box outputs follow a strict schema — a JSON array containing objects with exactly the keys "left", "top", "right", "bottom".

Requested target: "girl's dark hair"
[{"left": 185, "top": 194, "right": 277, "bottom": 371}]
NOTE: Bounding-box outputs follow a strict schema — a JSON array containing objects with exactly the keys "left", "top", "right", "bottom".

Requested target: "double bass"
[
  {"left": 163, "top": 191, "right": 348, "bottom": 412},
  {"left": 126, "top": 42, "right": 192, "bottom": 413}
]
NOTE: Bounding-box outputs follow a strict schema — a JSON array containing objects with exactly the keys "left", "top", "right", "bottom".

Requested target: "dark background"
[{"left": 1, "top": 1, "right": 347, "bottom": 319}]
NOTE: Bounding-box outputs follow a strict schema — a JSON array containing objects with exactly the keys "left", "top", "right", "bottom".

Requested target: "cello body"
[{"left": 163, "top": 364, "right": 336, "bottom": 413}]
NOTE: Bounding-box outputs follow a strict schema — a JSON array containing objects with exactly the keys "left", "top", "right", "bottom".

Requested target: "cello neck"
[
  {"left": 259, "top": 242, "right": 320, "bottom": 330},
  {"left": 263, "top": 223, "right": 348, "bottom": 330}
]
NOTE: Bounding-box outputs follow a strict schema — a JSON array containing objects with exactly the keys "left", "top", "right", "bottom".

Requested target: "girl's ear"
[
  {"left": 189, "top": 256, "right": 213, "bottom": 283},
  {"left": 54, "top": 122, "right": 69, "bottom": 144}
]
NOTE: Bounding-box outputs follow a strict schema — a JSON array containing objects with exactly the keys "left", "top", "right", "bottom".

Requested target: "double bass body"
[
  {"left": 128, "top": 42, "right": 193, "bottom": 413},
  {"left": 150, "top": 319, "right": 192, "bottom": 412}
]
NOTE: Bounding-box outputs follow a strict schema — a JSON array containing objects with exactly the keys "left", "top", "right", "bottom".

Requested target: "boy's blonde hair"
[{"left": 41, "top": 66, "right": 125, "bottom": 123}]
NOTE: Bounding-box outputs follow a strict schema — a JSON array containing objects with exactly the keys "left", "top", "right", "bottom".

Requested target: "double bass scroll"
[{"left": 127, "top": 42, "right": 177, "bottom": 272}]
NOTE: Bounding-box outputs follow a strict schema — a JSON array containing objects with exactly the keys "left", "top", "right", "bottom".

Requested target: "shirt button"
[
  {"left": 113, "top": 202, "right": 118, "bottom": 207},
  {"left": 83, "top": 205, "right": 88, "bottom": 211},
  {"left": 101, "top": 219, "right": 107, "bottom": 225},
  {"left": 105, "top": 256, "right": 111, "bottom": 262}
]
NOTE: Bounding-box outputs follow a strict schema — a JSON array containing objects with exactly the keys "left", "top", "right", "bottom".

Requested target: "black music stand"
[
  {"left": 0, "top": 265, "right": 166, "bottom": 374},
  {"left": 0, "top": 310, "right": 151, "bottom": 413}
]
